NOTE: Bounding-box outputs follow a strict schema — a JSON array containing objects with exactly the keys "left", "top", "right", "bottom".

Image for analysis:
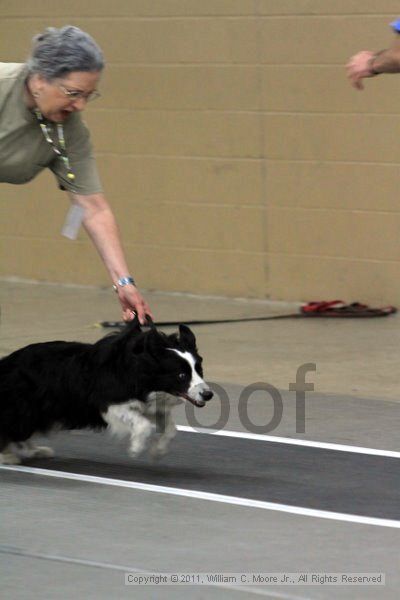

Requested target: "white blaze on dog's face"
[
  {"left": 169, "top": 349, "right": 213, "bottom": 407},
  {"left": 140, "top": 324, "right": 213, "bottom": 408}
]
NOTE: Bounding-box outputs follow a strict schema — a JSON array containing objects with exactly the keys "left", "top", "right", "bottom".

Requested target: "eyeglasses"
[{"left": 57, "top": 83, "right": 101, "bottom": 103}]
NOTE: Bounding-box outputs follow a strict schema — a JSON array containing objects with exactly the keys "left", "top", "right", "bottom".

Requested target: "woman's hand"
[
  {"left": 116, "top": 284, "right": 153, "bottom": 324},
  {"left": 346, "top": 50, "right": 376, "bottom": 90}
]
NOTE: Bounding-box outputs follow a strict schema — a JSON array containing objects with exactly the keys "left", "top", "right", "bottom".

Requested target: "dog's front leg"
[
  {"left": 128, "top": 412, "right": 153, "bottom": 457},
  {"left": 149, "top": 409, "right": 177, "bottom": 460},
  {"left": 103, "top": 401, "right": 153, "bottom": 457}
]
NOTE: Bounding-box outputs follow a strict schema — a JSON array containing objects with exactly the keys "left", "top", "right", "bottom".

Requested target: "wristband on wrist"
[
  {"left": 112, "top": 276, "right": 136, "bottom": 293},
  {"left": 368, "top": 55, "right": 380, "bottom": 76},
  {"left": 368, "top": 50, "right": 387, "bottom": 76}
]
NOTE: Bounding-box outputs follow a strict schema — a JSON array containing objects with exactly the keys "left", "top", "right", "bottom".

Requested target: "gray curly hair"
[{"left": 26, "top": 25, "right": 104, "bottom": 80}]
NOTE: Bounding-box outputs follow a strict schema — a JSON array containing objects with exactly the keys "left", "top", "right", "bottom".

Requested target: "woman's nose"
[{"left": 71, "top": 96, "right": 88, "bottom": 111}]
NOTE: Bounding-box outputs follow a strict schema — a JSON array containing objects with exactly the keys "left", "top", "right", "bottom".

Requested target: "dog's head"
[
  {"left": 140, "top": 324, "right": 213, "bottom": 407},
  {"left": 98, "top": 320, "right": 213, "bottom": 407}
]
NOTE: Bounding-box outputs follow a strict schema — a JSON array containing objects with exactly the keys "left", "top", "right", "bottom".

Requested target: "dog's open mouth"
[{"left": 178, "top": 393, "right": 206, "bottom": 408}]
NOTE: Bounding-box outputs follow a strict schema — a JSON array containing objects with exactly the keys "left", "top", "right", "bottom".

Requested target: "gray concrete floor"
[{"left": 1, "top": 279, "right": 400, "bottom": 600}]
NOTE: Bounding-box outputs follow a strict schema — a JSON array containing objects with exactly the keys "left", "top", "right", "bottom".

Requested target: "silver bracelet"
[{"left": 112, "top": 276, "right": 136, "bottom": 293}]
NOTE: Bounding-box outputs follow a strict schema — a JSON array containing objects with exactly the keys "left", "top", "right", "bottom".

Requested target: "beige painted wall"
[{"left": 1, "top": 1, "right": 400, "bottom": 303}]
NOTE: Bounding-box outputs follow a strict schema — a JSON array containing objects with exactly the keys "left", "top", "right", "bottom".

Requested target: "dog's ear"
[
  {"left": 179, "top": 324, "right": 197, "bottom": 352},
  {"left": 124, "top": 316, "right": 142, "bottom": 334},
  {"left": 144, "top": 328, "right": 167, "bottom": 357},
  {"left": 117, "top": 318, "right": 144, "bottom": 354}
]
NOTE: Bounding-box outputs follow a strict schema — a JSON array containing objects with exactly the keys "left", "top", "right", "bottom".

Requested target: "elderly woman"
[{"left": 0, "top": 25, "right": 152, "bottom": 323}]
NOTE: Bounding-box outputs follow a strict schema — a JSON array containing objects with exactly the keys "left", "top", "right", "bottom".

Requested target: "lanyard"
[{"left": 34, "top": 109, "right": 75, "bottom": 182}]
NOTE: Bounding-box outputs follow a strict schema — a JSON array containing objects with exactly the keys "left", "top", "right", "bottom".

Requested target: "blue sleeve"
[{"left": 390, "top": 19, "right": 400, "bottom": 33}]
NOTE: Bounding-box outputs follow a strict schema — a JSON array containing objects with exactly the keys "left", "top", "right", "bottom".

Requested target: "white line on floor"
[
  {"left": 176, "top": 425, "right": 400, "bottom": 459},
  {"left": 0, "top": 546, "right": 310, "bottom": 599},
  {"left": 1, "top": 464, "right": 399, "bottom": 529}
]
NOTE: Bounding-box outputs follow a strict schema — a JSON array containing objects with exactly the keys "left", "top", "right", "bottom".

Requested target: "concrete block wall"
[{"left": 1, "top": 1, "right": 400, "bottom": 303}]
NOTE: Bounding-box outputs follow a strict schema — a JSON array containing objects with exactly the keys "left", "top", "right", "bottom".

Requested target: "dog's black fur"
[{"left": 0, "top": 319, "right": 212, "bottom": 461}]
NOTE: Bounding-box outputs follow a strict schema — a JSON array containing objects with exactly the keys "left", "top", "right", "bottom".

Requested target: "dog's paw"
[
  {"left": 148, "top": 444, "right": 169, "bottom": 462},
  {"left": 12, "top": 443, "right": 55, "bottom": 459},
  {"left": 128, "top": 445, "right": 145, "bottom": 458},
  {"left": 0, "top": 452, "right": 21, "bottom": 465},
  {"left": 30, "top": 446, "right": 55, "bottom": 458}
]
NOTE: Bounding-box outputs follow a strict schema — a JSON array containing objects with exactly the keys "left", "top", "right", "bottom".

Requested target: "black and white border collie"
[{"left": 0, "top": 320, "right": 213, "bottom": 464}]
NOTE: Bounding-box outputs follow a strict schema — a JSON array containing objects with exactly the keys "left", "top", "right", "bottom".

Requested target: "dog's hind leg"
[
  {"left": 12, "top": 439, "right": 55, "bottom": 460},
  {"left": 0, "top": 437, "right": 21, "bottom": 465}
]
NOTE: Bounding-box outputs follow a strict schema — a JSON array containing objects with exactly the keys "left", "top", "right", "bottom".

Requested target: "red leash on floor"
[
  {"left": 300, "top": 300, "right": 397, "bottom": 318},
  {"left": 97, "top": 301, "right": 397, "bottom": 329}
]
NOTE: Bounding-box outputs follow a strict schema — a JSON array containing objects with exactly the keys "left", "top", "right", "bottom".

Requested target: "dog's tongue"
[{"left": 180, "top": 393, "right": 206, "bottom": 408}]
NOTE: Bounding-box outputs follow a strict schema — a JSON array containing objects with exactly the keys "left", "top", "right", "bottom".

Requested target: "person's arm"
[
  {"left": 347, "top": 37, "right": 400, "bottom": 90},
  {"left": 69, "top": 191, "right": 153, "bottom": 324}
]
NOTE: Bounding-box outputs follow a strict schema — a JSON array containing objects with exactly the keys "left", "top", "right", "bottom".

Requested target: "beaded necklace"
[{"left": 34, "top": 109, "right": 75, "bottom": 182}]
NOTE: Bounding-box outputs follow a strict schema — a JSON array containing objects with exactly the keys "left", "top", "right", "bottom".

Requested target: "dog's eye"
[{"left": 178, "top": 372, "right": 187, "bottom": 380}]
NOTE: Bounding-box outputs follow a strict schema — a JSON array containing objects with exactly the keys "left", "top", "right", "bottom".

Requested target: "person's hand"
[
  {"left": 346, "top": 50, "right": 376, "bottom": 90},
  {"left": 116, "top": 285, "right": 153, "bottom": 324}
]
